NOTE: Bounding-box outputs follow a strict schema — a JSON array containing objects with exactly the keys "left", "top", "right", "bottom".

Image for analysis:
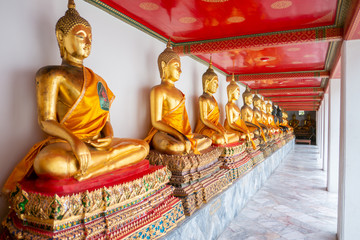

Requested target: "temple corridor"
[{"left": 217, "top": 145, "right": 338, "bottom": 240}]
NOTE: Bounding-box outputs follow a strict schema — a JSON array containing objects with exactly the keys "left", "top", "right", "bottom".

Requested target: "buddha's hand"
[
  {"left": 72, "top": 139, "right": 91, "bottom": 175},
  {"left": 89, "top": 136, "right": 112, "bottom": 149},
  {"left": 181, "top": 135, "right": 191, "bottom": 154}
]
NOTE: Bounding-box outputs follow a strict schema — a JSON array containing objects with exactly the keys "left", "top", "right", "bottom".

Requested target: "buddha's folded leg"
[
  {"left": 193, "top": 133, "right": 212, "bottom": 151},
  {"left": 76, "top": 138, "right": 149, "bottom": 181},
  {"left": 34, "top": 142, "right": 78, "bottom": 179},
  {"left": 152, "top": 131, "right": 186, "bottom": 155}
]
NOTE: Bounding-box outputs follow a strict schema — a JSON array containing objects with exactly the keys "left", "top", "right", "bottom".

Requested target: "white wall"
[{"left": 0, "top": 0, "right": 246, "bottom": 219}]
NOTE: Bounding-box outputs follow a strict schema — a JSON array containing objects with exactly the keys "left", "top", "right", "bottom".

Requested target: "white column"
[
  {"left": 338, "top": 40, "right": 360, "bottom": 240},
  {"left": 322, "top": 93, "right": 329, "bottom": 171},
  {"left": 327, "top": 78, "right": 340, "bottom": 192},
  {"left": 318, "top": 104, "right": 323, "bottom": 166}
]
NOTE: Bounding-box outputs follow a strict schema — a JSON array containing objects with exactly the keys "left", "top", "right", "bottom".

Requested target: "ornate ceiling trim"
[{"left": 173, "top": 27, "right": 342, "bottom": 55}]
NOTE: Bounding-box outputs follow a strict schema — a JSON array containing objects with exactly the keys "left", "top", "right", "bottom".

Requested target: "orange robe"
[
  {"left": 224, "top": 113, "right": 256, "bottom": 149},
  {"left": 145, "top": 94, "right": 200, "bottom": 154},
  {"left": 3, "top": 67, "right": 114, "bottom": 193},
  {"left": 194, "top": 104, "right": 222, "bottom": 138}
]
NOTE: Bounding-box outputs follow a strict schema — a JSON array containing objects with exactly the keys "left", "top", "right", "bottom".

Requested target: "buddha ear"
[
  {"left": 161, "top": 61, "right": 167, "bottom": 79},
  {"left": 56, "top": 30, "right": 65, "bottom": 58},
  {"left": 56, "top": 30, "right": 64, "bottom": 44}
]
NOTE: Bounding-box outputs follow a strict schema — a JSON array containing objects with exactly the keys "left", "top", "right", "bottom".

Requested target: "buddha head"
[
  {"left": 55, "top": 0, "right": 92, "bottom": 62},
  {"left": 261, "top": 97, "right": 266, "bottom": 113},
  {"left": 227, "top": 75, "right": 240, "bottom": 101},
  {"left": 242, "top": 85, "right": 253, "bottom": 106},
  {"left": 202, "top": 57, "right": 218, "bottom": 94},
  {"left": 266, "top": 101, "right": 273, "bottom": 115},
  {"left": 158, "top": 39, "right": 181, "bottom": 83},
  {"left": 292, "top": 114, "right": 297, "bottom": 120},
  {"left": 253, "top": 94, "right": 261, "bottom": 110}
]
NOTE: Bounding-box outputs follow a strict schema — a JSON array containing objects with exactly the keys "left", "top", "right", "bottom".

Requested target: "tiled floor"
[{"left": 217, "top": 145, "right": 338, "bottom": 240}]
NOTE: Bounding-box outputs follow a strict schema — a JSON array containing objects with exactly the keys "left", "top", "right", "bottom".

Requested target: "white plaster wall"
[{"left": 0, "top": 0, "right": 246, "bottom": 220}]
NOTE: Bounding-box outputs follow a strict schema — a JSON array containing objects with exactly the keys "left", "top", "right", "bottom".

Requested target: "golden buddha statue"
[
  {"left": 224, "top": 79, "right": 256, "bottom": 147},
  {"left": 289, "top": 114, "right": 300, "bottom": 129},
  {"left": 252, "top": 94, "right": 269, "bottom": 136},
  {"left": 145, "top": 40, "right": 212, "bottom": 155},
  {"left": 240, "top": 86, "right": 266, "bottom": 142},
  {"left": 265, "top": 101, "right": 282, "bottom": 136},
  {"left": 281, "top": 111, "right": 293, "bottom": 132},
  {"left": 303, "top": 114, "right": 315, "bottom": 130},
  {"left": 194, "top": 60, "right": 239, "bottom": 145},
  {"left": 3, "top": 0, "right": 149, "bottom": 193}
]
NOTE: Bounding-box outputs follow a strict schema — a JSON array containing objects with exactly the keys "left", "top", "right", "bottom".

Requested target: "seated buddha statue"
[
  {"left": 289, "top": 114, "right": 300, "bottom": 129},
  {"left": 223, "top": 78, "right": 255, "bottom": 144},
  {"left": 194, "top": 60, "right": 239, "bottom": 145},
  {"left": 266, "top": 101, "right": 282, "bottom": 136},
  {"left": 240, "top": 86, "right": 267, "bottom": 142},
  {"left": 252, "top": 94, "right": 269, "bottom": 136},
  {"left": 3, "top": 0, "right": 149, "bottom": 193},
  {"left": 281, "top": 111, "right": 293, "bottom": 132},
  {"left": 145, "top": 41, "right": 212, "bottom": 155},
  {"left": 303, "top": 114, "right": 315, "bottom": 131}
]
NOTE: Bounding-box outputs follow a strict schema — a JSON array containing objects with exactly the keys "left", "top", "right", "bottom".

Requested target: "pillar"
[
  {"left": 322, "top": 93, "right": 329, "bottom": 171},
  {"left": 338, "top": 40, "right": 360, "bottom": 240},
  {"left": 327, "top": 78, "right": 340, "bottom": 192}
]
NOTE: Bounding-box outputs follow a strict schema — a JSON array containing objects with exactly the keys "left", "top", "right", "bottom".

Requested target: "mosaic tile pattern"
[
  {"left": 162, "top": 140, "right": 295, "bottom": 240},
  {"left": 218, "top": 144, "right": 337, "bottom": 240}
]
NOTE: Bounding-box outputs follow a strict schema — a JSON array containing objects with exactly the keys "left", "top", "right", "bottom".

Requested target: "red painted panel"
[
  {"left": 243, "top": 78, "right": 322, "bottom": 89},
  {"left": 100, "top": 0, "right": 337, "bottom": 43},
  {"left": 197, "top": 42, "right": 329, "bottom": 75}
]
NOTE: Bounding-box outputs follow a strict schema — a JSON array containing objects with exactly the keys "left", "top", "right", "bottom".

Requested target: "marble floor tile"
[{"left": 217, "top": 145, "right": 337, "bottom": 240}]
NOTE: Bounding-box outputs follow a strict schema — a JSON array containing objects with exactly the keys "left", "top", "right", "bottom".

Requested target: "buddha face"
[
  {"left": 58, "top": 24, "right": 92, "bottom": 61},
  {"left": 206, "top": 76, "right": 219, "bottom": 94},
  {"left": 163, "top": 59, "right": 182, "bottom": 82},
  {"left": 266, "top": 104, "right": 272, "bottom": 114},
  {"left": 261, "top": 101, "right": 266, "bottom": 112},
  {"left": 244, "top": 94, "right": 253, "bottom": 106},
  {"left": 232, "top": 86, "right": 240, "bottom": 101},
  {"left": 253, "top": 98, "right": 261, "bottom": 109}
]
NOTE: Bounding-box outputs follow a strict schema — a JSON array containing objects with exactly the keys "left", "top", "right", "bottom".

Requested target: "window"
[{"left": 299, "top": 110, "right": 305, "bottom": 116}]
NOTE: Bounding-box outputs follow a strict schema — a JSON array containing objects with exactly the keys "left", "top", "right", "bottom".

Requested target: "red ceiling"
[
  {"left": 102, "top": 0, "right": 337, "bottom": 43},
  {"left": 93, "top": 0, "right": 355, "bottom": 110},
  {"left": 196, "top": 42, "right": 329, "bottom": 74}
]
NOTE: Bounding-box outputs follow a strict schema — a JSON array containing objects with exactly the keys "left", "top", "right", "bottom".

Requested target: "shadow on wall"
[
  {"left": 191, "top": 62, "right": 201, "bottom": 130},
  {"left": 0, "top": 69, "right": 44, "bottom": 220}
]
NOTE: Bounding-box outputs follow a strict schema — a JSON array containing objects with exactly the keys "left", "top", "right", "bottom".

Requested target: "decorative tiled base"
[
  {"left": 2, "top": 161, "right": 185, "bottom": 240},
  {"left": 147, "top": 148, "right": 227, "bottom": 216},
  {"left": 4, "top": 195, "right": 185, "bottom": 240},
  {"left": 161, "top": 139, "right": 295, "bottom": 240}
]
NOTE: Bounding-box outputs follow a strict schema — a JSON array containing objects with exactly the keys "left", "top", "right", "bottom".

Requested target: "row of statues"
[
  {"left": 289, "top": 114, "right": 315, "bottom": 131},
  {"left": 2, "top": 0, "right": 292, "bottom": 194}
]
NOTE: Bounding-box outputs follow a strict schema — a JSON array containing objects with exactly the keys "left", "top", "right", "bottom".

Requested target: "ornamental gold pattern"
[{"left": 7, "top": 167, "right": 171, "bottom": 232}]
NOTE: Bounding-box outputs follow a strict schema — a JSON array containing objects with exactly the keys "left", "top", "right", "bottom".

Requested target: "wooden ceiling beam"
[
  {"left": 225, "top": 71, "right": 329, "bottom": 82},
  {"left": 173, "top": 27, "right": 342, "bottom": 55}
]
